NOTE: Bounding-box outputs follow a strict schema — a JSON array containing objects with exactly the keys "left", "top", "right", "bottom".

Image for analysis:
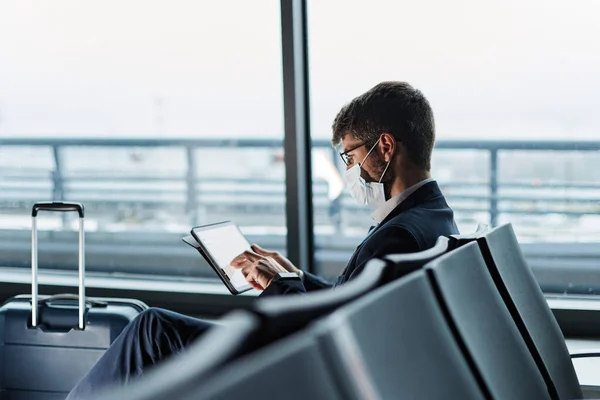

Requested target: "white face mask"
[{"left": 343, "top": 139, "right": 391, "bottom": 207}]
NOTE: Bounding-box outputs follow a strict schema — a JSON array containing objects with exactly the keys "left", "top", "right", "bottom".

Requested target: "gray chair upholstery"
[
  {"left": 425, "top": 241, "right": 552, "bottom": 399},
  {"left": 178, "top": 327, "right": 344, "bottom": 400},
  {"left": 379, "top": 236, "right": 450, "bottom": 284},
  {"left": 250, "top": 257, "right": 388, "bottom": 347},
  {"left": 450, "top": 223, "right": 583, "bottom": 400},
  {"left": 252, "top": 236, "right": 450, "bottom": 347},
  {"left": 314, "top": 270, "right": 486, "bottom": 400},
  {"left": 479, "top": 224, "right": 581, "bottom": 400},
  {"left": 448, "top": 222, "right": 489, "bottom": 250},
  {"left": 92, "top": 259, "right": 390, "bottom": 400}
]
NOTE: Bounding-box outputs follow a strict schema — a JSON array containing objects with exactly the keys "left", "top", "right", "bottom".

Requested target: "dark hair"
[{"left": 331, "top": 81, "right": 435, "bottom": 171}]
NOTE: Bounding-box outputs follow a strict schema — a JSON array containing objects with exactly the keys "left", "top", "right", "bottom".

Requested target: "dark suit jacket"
[{"left": 263, "top": 181, "right": 459, "bottom": 295}]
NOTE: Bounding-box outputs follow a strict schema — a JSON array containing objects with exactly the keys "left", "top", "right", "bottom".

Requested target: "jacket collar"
[
  {"left": 375, "top": 180, "right": 444, "bottom": 228},
  {"left": 371, "top": 178, "right": 435, "bottom": 223}
]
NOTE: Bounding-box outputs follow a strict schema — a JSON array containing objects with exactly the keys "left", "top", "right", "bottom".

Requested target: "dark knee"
[
  {"left": 138, "top": 307, "right": 167, "bottom": 319},
  {"left": 135, "top": 307, "right": 169, "bottom": 326}
]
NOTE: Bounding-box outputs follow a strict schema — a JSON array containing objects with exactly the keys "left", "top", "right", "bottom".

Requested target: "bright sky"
[{"left": 1, "top": 0, "right": 599, "bottom": 139}]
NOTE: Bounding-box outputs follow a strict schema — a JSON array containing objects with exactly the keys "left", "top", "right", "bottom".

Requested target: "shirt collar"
[{"left": 371, "top": 177, "right": 435, "bottom": 223}]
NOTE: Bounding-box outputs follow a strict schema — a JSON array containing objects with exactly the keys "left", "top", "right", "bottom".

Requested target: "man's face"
[{"left": 340, "top": 134, "right": 387, "bottom": 183}]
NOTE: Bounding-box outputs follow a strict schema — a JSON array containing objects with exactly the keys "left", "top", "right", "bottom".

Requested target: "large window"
[
  {"left": 308, "top": 0, "right": 600, "bottom": 285},
  {"left": 2, "top": 1, "right": 600, "bottom": 294},
  {"left": 0, "top": 1, "right": 286, "bottom": 279}
]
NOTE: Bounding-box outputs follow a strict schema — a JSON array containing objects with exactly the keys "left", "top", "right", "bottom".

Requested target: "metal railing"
[
  {"left": 2, "top": 137, "right": 600, "bottom": 290},
  {"left": 2, "top": 137, "right": 600, "bottom": 228}
]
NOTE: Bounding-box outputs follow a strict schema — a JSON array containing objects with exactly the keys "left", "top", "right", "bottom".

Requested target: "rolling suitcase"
[{"left": 0, "top": 202, "right": 148, "bottom": 400}]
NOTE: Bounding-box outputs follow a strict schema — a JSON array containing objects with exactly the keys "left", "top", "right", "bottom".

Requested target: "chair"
[
  {"left": 455, "top": 223, "right": 583, "bottom": 400},
  {"left": 448, "top": 222, "right": 489, "bottom": 250},
  {"left": 425, "top": 241, "right": 552, "bottom": 399},
  {"left": 313, "top": 270, "right": 486, "bottom": 399},
  {"left": 379, "top": 235, "right": 450, "bottom": 284},
  {"left": 160, "top": 270, "right": 485, "bottom": 400},
  {"left": 250, "top": 236, "right": 450, "bottom": 347},
  {"left": 95, "top": 239, "right": 452, "bottom": 400},
  {"left": 99, "top": 313, "right": 344, "bottom": 400},
  {"left": 177, "top": 325, "right": 344, "bottom": 400}
]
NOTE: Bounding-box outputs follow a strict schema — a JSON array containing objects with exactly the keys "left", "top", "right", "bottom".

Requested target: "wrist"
[
  {"left": 286, "top": 265, "right": 301, "bottom": 274},
  {"left": 273, "top": 271, "right": 301, "bottom": 282}
]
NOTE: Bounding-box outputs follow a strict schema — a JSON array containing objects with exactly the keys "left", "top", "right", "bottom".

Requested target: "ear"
[{"left": 379, "top": 133, "right": 396, "bottom": 162}]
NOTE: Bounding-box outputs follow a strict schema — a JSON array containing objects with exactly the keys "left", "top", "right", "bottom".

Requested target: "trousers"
[{"left": 66, "top": 308, "right": 214, "bottom": 400}]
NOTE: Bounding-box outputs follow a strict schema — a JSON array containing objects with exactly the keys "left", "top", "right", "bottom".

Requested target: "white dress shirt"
[{"left": 370, "top": 177, "right": 436, "bottom": 223}]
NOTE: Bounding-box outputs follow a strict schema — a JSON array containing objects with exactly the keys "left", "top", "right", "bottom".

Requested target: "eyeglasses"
[{"left": 339, "top": 142, "right": 367, "bottom": 166}]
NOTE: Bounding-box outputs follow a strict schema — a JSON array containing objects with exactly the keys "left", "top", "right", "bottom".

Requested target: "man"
[
  {"left": 230, "top": 81, "right": 458, "bottom": 295},
  {"left": 66, "top": 81, "right": 458, "bottom": 400}
]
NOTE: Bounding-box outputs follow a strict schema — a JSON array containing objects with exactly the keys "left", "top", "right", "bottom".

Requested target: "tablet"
[{"left": 183, "top": 221, "right": 253, "bottom": 295}]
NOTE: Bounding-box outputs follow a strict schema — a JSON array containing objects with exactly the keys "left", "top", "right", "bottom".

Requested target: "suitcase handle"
[
  {"left": 38, "top": 294, "right": 107, "bottom": 308},
  {"left": 31, "top": 201, "right": 86, "bottom": 329},
  {"left": 32, "top": 201, "right": 85, "bottom": 218}
]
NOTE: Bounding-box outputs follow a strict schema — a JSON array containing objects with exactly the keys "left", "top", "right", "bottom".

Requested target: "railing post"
[
  {"left": 329, "top": 146, "right": 343, "bottom": 234},
  {"left": 51, "top": 145, "right": 64, "bottom": 201},
  {"left": 185, "top": 146, "right": 198, "bottom": 226},
  {"left": 51, "top": 145, "right": 69, "bottom": 229},
  {"left": 490, "top": 149, "right": 499, "bottom": 227}
]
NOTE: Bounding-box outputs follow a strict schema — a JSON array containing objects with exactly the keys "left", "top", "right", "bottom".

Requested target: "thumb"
[{"left": 251, "top": 243, "right": 274, "bottom": 256}]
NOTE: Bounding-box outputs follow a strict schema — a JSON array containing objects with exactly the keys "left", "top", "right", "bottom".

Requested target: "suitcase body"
[{"left": 0, "top": 202, "right": 148, "bottom": 399}]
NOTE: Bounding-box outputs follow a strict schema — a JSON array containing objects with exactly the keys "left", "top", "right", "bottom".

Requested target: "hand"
[
  {"left": 230, "top": 249, "right": 289, "bottom": 291},
  {"left": 249, "top": 244, "right": 300, "bottom": 274}
]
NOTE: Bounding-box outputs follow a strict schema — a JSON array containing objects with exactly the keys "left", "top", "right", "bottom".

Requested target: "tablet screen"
[{"left": 191, "top": 222, "right": 251, "bottom": 292}]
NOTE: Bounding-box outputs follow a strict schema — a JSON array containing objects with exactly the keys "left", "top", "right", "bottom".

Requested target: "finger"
[
  {"left": 256, "top": 258, "right": 269, "bottom": 267},
  {"left": 243, "top": 249, "right": 264, "bottom": 262},
  {"left": 265, "top": 256, "right": 277, "bottom": 264},
  {"left": 241, "top": 265, "right": 254, "bottom": 278},
  {"left": 262, "top": 256, "right": 283, "bottom": 270},
  {"left": 230, "top": 253, "right": 248, "bottom": 268},
  {"left": 247, "top": 268, "right": 266, "bottom": 290},
  {"left": 230, "top": 250, "right": 262, "bottom": 268},
  {"left": 255, "top": 261, "right": 279, "bottom": 287},
  {"left": 248, "top": 279, "right": 264, "bottom": 291},
  {"left": 254, "top": 272, "right": 271, "bottom": 290},
  {"left": 242, "top": 266, "right": 263, "bottom": 290},
  {"left": 251, "top": 244, "right": 276, "bottom": 257}
]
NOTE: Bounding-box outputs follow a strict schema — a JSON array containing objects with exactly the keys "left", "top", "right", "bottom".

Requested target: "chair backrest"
[
  {"left": 251, "top": 258, "right": 387, "bottom": 346},
  {"left": 179, "top": 326, "right": 344, "bottom": 400},
  {"left": 315, "top": 270, "right": 486, "bottom": 400},
  {"left": 380, "top": 236, "right": 450, "bottom": 284},
  {"left": 448, "top": 222, "right": 490, "bottom": 249},
  {"left": 425, "top": 241, "right": 552, "bottom": 400},
  {"left": 478, "top": 223, "right": 581, "bottom": 400},
  {"left": 93, "top": 311, "right": 261, "bottom": 400},
  {"left": 252, "top": 237, "right": 450, "bottom": 347}
]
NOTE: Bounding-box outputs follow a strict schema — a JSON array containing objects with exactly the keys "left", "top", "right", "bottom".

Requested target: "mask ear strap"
[
  {"left": 378, "top": 159, "right": 391, "bottom": 183},
  {"left": 359, "top": 138, "right": 380, "bottom": 167}
]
